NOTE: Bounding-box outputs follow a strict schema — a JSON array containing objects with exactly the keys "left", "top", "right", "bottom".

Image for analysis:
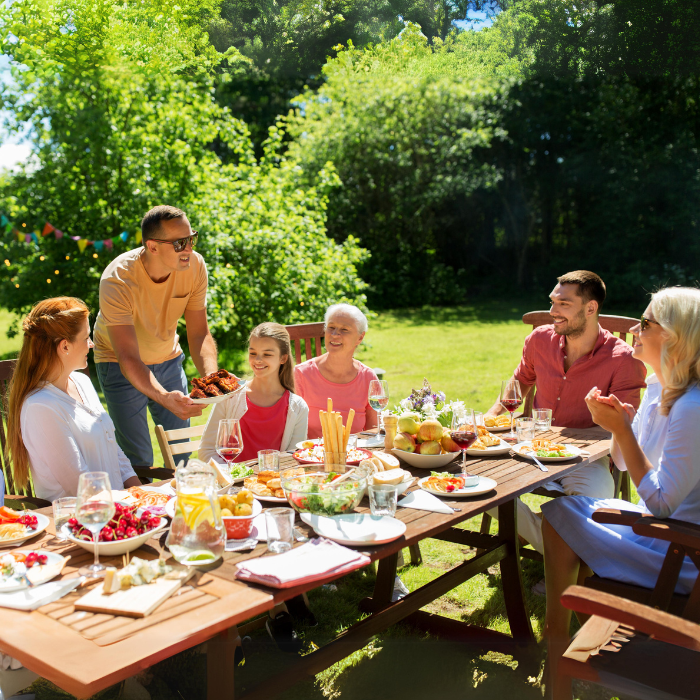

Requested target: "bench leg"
[
  {"left": 408, "top": 544, "right": 422, "bottom": 566},
  {"left": 207, "top": 626, "right": 239, "bottom": 700}
]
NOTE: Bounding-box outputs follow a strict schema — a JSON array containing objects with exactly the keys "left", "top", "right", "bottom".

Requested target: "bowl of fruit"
[
  {"left": 391, "top": 414, "right": 461, "bottom": 469},
  {"left": 62, "top": 502, "right": 168, "bottom": 556},
  {"left": 218, "top": 490, "right": 262, "bottom": 539}
]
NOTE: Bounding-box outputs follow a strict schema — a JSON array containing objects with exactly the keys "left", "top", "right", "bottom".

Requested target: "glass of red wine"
[
  {"left": 500, "top": 379, "right": 523, "bottom": 441},
  {"left": 450, "top": 406, "right": 477, "bottom": 474},
  {"left": 216, "top": 419, "right": 243, "bottom": 465}
]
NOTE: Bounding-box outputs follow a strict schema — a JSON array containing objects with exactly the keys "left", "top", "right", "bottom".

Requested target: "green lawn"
[{"left": 1, "top": 301, "right": 631, "bottom": 700}]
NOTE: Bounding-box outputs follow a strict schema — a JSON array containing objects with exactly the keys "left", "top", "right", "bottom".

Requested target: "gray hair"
[{"left": 324, "top": 304, "right": 368, "bottom": 334}]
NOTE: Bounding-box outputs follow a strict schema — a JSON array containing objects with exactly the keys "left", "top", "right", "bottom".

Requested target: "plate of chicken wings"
[{"left": 188, "top": 369, "right": 246, "bottom": 404}]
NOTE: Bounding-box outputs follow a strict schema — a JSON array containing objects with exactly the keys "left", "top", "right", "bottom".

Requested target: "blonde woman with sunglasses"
[
  {"left": 93, "top": 205, "right": 217, "bottom": 473},
  {"left": 541, "top": 286, "right": 700, "bottom": 680}
]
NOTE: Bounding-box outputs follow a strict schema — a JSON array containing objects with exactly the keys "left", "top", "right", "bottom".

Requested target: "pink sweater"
[{"left": 294, "top": 358, "right": 379, "bottom": 439}]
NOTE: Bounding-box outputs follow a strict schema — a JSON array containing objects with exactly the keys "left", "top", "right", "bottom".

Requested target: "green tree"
[{"left": 0, "top": 0, "right": 369, "bottom": 342}]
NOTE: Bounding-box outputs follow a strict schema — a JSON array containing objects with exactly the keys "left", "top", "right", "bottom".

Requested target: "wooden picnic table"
[{"left": 0, "top": 426, "right": 610, "bottom": 699}]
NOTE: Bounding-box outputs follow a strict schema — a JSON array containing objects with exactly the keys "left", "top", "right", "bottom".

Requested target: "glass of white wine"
[
  {"left": 75, "top": 472, "right": 115, "bottom": 577},
  {"left": 368, "top": 379, "right": 389, "bottom": 434}
]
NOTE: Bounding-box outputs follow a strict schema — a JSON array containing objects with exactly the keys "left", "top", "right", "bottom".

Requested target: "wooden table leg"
[
  {"left": 498, "top": 500, "right": 535, "bottom": 647},
  {"left": 207, "top": 626, "right": 239, "bottom": 700},
  {"left": 361, "top": 551, "right": 398, "bottom": 611}
]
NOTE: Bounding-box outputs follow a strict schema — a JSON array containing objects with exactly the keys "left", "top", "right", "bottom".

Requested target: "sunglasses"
[
  {"left": 149, "top": 231, "right": 198, "bottom": 253},
  {"left": 640, "top": 315, "right": 660, "bottom": 332}
]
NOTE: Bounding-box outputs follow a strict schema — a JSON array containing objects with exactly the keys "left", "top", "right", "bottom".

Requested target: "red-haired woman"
[{"left": 6, "top": 297, "right": 140, "bottom": 501}]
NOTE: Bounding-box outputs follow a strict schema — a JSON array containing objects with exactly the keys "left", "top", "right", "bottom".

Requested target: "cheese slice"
[
  {"left": 372, "top": 468, "right": 406, "bottom": 486},
  {"left": 209, "top": 458, "right": 233, "bottom": 488},
  {"left": 103, "top": 567, "right": 121, "bottom": 594},
  {"left": 372, "top": 451, "right": 400, "bottom": 471}
]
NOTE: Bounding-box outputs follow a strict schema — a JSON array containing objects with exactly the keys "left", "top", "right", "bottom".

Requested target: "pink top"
[
  {"left": 235, "top": 391, "right": 290, "bottom": 462},
  {"left": 294, "top": 358, "right": 379, "bottom": 439},
  {"left": 513, "top": 325, "right": 647, "bottom": 429}
]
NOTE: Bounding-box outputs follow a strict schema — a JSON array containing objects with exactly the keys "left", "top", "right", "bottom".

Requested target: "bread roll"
[
  {"left": 373, "top": 451, "right": 400, "bottom": 471},
  {"left": 372, "top": 468, "right": 406, "bottom": 486}
]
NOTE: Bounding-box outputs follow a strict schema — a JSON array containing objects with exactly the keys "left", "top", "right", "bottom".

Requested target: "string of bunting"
[{"left": 0, "top": 214, "right": 142, "bottom": 252}]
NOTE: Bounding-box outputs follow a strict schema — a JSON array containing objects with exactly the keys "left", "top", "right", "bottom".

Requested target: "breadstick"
[
  {"left": 319, "top": 410, "right": 328, "bottom": 447},
  {"left": 335, "top": 413, "right": 343, "bottom": 456},
  {"left": 327, "top": 411, "right": 337, "bottom": 464},
  {"left": 344, "top": 409, "right": 355, "bottom": 450},
  {"left": 327, "top": 398, "right": 333, "bottom": 414}
]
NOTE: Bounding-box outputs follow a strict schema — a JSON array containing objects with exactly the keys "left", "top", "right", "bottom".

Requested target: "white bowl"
[
  {"left": 391, "top": 448, "right": 460, "bottom": 469},
  {"left": 61, "top": 516, "right": 168, "bottom": 556}
]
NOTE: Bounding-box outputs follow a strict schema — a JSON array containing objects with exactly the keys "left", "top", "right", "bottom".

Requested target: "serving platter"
[
  {"left": 300, "top": 513, "right": 406, "bottom": 546},
  {"left": 0, "top": 551, "right": 68, "bottom": 593},
  {"left": 466, "top": 439, "right": 512, "bottom": 457}
]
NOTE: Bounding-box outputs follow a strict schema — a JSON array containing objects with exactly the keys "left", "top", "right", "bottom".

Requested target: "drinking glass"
[
  {"left": 258, "top": 449, "right": 280, "bottom": 473},
  {"left": 368, "top": 380, "right": 389, "bottom": 434},
  {"left": 369, "top": 483, "right": 398, "bottom": 517},
  {"left": 52, "top": 497, "right": 77, "bottom": 541},
  {"left": 515, "top": 417, "right": 536, "bottom": 443},
  {"left": 347, "top": 435, "right": 358, "bottom": 452},
  {"left": 75, "top": 472, "right": 115, "bottom": 577},
  {"left": 265, "top": 508, "right": 294, "bottom": 553},
  {"left": 450, "top": 406, "right": 477, "bottom": 474},
  {"left": 216, "top": 419, "right": 243, "bottom": 465},
  {"left": 499, "top": 379, "right": 523, "bottom": 441},
  {"left": 533, "top": 408, "right": 553, "bottom": 432}
]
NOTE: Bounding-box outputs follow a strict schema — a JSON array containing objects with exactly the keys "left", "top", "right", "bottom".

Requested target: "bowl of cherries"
[{"left": 62, "top": 503, "right": 168, "bottom": 556}]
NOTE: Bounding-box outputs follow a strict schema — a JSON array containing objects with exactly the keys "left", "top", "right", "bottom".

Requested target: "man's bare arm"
[
  {"left": 184, "top": 308, "right": 218, "bottom": 376},
  {"left": 106, "top": 325, "right": 203, "bottom": 421}
]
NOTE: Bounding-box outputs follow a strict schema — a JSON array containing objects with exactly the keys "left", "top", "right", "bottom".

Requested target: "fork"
[{"left": 531, "top": 454, "right": 549, "bottom": 472}]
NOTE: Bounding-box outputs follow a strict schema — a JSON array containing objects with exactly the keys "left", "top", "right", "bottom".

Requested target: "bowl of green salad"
[{"left": 280, "top": 465, "right": 368, "bottom": 516}]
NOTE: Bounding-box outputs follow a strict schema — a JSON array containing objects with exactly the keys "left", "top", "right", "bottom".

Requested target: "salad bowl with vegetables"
[{"left": 280, "top": 466, "right": 368, "bottom": 516}]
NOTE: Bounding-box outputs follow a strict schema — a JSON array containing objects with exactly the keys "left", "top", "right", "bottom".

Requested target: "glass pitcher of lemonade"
[{"left": 166, "top": 459, "right": 224, "bottom": 566}]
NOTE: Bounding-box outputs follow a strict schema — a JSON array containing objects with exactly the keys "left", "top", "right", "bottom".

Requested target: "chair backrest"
[
  {"left": 154, "top": 423, "right": 206, "bottom": 472},
  {"left": 285, "top": 322, "right": 325, "bottom": 366},
  {"left": 520, "top": 312, "right": 638, "bottom": 417}
]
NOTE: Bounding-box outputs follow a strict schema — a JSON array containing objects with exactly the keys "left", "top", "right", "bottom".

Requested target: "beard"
[{"left": 554, "top": 309, "right": 588, "bottom": 339}]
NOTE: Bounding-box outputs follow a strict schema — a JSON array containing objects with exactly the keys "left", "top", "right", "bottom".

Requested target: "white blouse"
[{"left": 21, "top": 372, "right": 137, "bottom": 501}]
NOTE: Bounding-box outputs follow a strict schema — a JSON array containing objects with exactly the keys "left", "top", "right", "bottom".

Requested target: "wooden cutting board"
[{"left": 75, "top": 575, "right": 191, "bottom": 618}]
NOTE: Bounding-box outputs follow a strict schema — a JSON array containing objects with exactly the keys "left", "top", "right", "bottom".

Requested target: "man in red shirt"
[{"left": 486, "top": 271, "right": 647, "bottom": 554}]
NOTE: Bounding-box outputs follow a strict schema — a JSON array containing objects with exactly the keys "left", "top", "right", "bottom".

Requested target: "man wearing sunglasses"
[
  {"left": 485, "top": 270, "right": 647, "bottom": 558},
  {"left": 93, "top": 205, "right": 218, "bottom": 475}
]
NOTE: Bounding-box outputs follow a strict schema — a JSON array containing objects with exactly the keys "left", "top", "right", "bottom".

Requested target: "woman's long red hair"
[{"left": 6, "top": 297, "right": 89, "bottom": 491}]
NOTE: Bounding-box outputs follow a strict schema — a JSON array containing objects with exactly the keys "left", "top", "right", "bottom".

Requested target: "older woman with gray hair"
[{"left": 294, "top": 303, "right": 378, "bottom": 439}]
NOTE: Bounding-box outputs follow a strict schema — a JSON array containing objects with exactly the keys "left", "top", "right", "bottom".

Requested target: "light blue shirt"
[
  {"left": 631, "top": 374, "right": 665, "bottom": 468},
  {"left": 636, "top": 382, "right": 700, "bottom": 523}
]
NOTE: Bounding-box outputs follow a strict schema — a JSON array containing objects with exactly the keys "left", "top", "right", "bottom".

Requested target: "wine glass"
[
  {"left": 450, "top": 406, "right": 477, "bottom": 474},
  {"left": 500, "top": 379, "right": 523, "bottom": 441},
  {"left": 368, "top": 379, "right": 389, "bottom": 434},
  {"left": 216, "top": 419, "right": 243, "bottom": 491},
  {"left": 75, "top": 472, "right": 115, "bottom": 577}
]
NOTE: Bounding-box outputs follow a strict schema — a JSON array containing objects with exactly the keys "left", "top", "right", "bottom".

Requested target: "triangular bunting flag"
[
  {"left": 54, "top": 229, "right": 63, "bottom": 239},
  {"left": 0, "top": 215, "right": 7, "bottom": 227},
  {"left": 42, "top": 222, "right": 55, "bottom": 236},
  {"left": 4, "top": 222, "right": 11, "bottom": 233},
  {"left": 135, "top": 231, "right": 142, "bottom": 244},
  {"left": 120, "top": 231, "right": 128, "bottom": 242},
  {"left": 93, "top": 240, "right": 104, "bottom": 251},
  {"left": 77, "top": 239, "right": 88, "bottom": 252},
  {"left": 104, "top": 239, "right": 113, "bottom": 250},
  {"left": 31, "top": 232, "right": 40, "bottom": 242},
  {"left": 15, "top": 231, "right": 23, "bottom": 242},
  {"left": 25, "top": 234, "right": 32, "bottom": 243}
]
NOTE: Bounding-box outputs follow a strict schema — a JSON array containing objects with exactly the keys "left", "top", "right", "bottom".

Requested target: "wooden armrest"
[
  {"left": 4, "top": 494, "right": 52, "bottom": 509},
  {"left": 561, "top": 585, "right": 700, "bottom": 651},
  {"left": 633, "top": 517, "right": 700, "bottom": 551},
  {"left": 591, "top": 507, "right": 653, "bottom": 526}
]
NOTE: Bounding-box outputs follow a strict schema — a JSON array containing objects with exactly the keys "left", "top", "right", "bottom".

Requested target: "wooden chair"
[
  {"left": 0, "top": 359, "right": 51, "bottom": 509},
  {"left": 151, "top": 423, "right": 207, "bottom": 479},
  {"left": 582, "top": 508, "right": 700, "bottom": 618},
  {"left": 479, "top": 312, "right": 638, "bottom": 561},
  {"left": 552, "top": 509, "right": 700, "bottom": 700}
]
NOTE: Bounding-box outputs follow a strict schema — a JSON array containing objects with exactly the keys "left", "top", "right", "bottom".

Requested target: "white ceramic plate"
[
  {"left": 513, "top": 441, "right": 582, "bottom": 462},
  {"left": 418, "top": 475, "right": 498, "bottom": 498},
  {"left": 253, "top": 494, "right": 288, "bottom": 503},
  {"left": 190, "top": 381, "right": 246, "bottom": 405},
  {"left": 482, "top": 424, "right": 513, "bottom": 433},
  {"left": 0, "top": 513, "right": 50, "bottom": 548},
  {"left": 368, "top": 471, "right": 414, "bottom": 496},
  {"left": 391, "top": 449, "right": 460, "bottom": 469},
  {"left": 0, "top": 551, "right": 68, "bottom": 593},
  {"left": 61, "top": 515, "right": 168, "bottom": 556},
  {"left": 466, "top": 439, "right": 512, "bottom": 457},
  {"left": 300, "top": 513, "right": 406, "bottom": 546}
]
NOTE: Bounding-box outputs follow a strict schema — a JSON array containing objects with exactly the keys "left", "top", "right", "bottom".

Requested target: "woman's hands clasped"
[{"left": 584, "top": 387, "right": 636, "bottom": 435}]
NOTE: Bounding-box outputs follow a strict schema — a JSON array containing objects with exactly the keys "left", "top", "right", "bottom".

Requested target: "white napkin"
[
  {"left": 235, "top": 538, "right": 370, "bottom": 588},
  {"left": 0, "top": 577, "right": 81, "bottom": 611},
  {"left": 398, "top": 489, "right": 455, "bottom": 515}
]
